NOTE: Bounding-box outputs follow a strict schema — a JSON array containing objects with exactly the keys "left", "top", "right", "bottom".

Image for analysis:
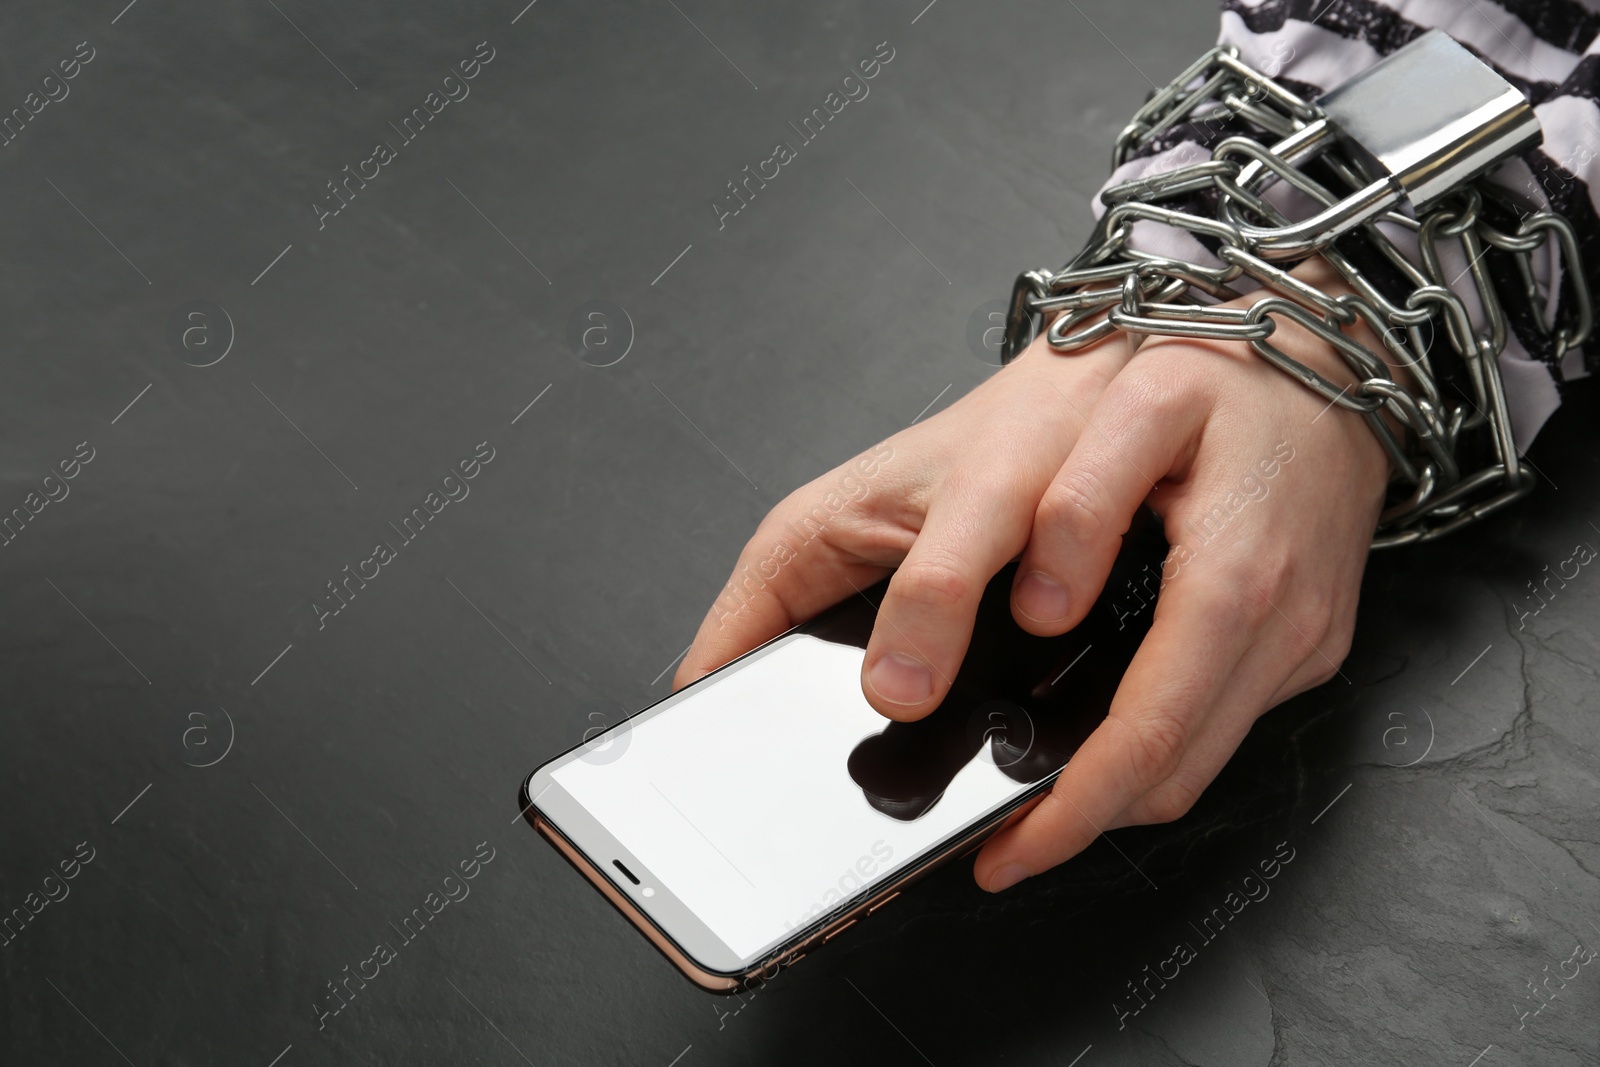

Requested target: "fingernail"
[
  {"left": 868, "top": 651, "right": 933, "bottom": 706},
  {"left": 1016, "top": 570, "right": 1070, "bottom": 621},
  {"left": 985, "top": 863, "right": 1031, "bottom": 893}
]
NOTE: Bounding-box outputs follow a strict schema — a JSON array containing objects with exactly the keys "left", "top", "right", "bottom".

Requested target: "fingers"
[
  {"left": 1113, "top": 580, "right": 1355, "bottom": 829},
  {"left": 672, "top": 327, "right": 1135, "bottom": 699},
  {"left": 1112, "top": 634, "right": 1288, "bottom": 828},
  {"left": 859, "top": 465, "right": 1042, "bottom": 719},
  {"left": 973, "top": 563, "right": 1278, "bottom": 891},
  {"left": 673, "top": 460, "right": 913, "bottom": 691},
  {"left": 1012, "top": 378, "right": 1210, "bottom": 635},
  {"left": 673, "top": 533, "right": 892, "bottom": 691}
]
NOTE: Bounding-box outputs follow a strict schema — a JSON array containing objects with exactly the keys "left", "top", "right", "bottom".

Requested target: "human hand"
[
  {"left": 672, "top": 325, "right": 1137, "bottom": 710},
  {"left": 672, "top": 257, "right": 1393, "bottom": 896},
  {"left": 972, "top": 259, "right": 1394, "bottom": 891}
]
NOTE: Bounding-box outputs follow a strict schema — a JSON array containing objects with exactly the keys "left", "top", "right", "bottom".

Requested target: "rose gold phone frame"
[{"left": 520, "top": 776, "right": 1052, "bottom": 994}]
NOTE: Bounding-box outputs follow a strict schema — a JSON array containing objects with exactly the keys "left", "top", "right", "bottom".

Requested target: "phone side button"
[
  {"left": 822, "top": 919, "right": 857, "bottom": 944},
  {"left": 867, "top": 891, "right": 901, "bottom": 915}
]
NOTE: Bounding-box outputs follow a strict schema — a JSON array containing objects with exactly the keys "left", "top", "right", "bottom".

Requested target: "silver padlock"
[
  {"left": 1230, "top": 29, "right": 1542, "bottom": 258},
  {"left": 1321, "top": 30, "right": 1541, "bottom": 208}
]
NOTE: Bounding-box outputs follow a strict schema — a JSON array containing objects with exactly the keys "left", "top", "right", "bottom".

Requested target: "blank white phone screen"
[{"left": 549, "top": 631, "right": 1045, "bottom": 960}]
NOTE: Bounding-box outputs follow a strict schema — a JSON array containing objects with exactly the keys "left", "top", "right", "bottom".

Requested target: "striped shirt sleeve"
[{"left": 1098, "top": 0, "right": 1600, "bottom": 451}]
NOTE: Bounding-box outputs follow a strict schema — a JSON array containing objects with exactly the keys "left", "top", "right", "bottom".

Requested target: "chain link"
[{"left": 1003, "top": 45, "right": 1592, "bottom": 547}]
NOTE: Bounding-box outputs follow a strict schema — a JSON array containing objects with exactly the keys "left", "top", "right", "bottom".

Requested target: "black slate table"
[{"left": 4, "top": 1, "right": 1598, "bottom": 1064}]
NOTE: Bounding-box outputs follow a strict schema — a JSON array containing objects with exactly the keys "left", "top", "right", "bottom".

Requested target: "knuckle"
[
  {"left": 893, "top": 554, "right": 973, "bottom": 613},
  {"left": 935, "top": 461, "right": 982, "bottom": 497},
  {"left": 1140, "top": 777, "right": 1203, "bottom": 825},
  {"left": 1136, "top": 374, "right": 1193, "bottom": 424},
  {"left": 1305, "top": 619, "right": 1353, "bottom": 687},
  {"left": 940, "top": 462, "right": 1024, "bottom": 511},
  {"left": 1188, "top": 577, "right": 1272, "bottom": 632},
  {"left": 1209, "top": 550, "right": 1297, "bottom": 629},
  {"left": 1273, "top": 582, "right": 1338, "bottom": 659},
  {"left": 1108, "top": 358, "right": 1194, "bottom": 420},
  {"left": 757, "top": 468, "right": 914, "bottom": 564},
  {"left": 1037, "top": 469, "right": 1113, "bottom": 545},
  {"left": 1252, "top": 548, "right": 1295, "bottom": 594},
  {"left": 1323, "top": 618, "right": 1355, "bottom": 666},
  {"left": 1121, "top": 711, "right": 1189, "bottom": 789},
  {"left": 771, "top": 483, "right": 846, "bottom": 530}
]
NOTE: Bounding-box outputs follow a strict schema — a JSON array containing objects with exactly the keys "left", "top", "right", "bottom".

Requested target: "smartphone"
[{"left": 519, "top": 517, "right": 1164, "bottom": 992}]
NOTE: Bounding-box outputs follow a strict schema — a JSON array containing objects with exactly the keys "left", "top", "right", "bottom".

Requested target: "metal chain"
[{"left": 1001, "top": 45, "right": 1593, "bottom": 547}]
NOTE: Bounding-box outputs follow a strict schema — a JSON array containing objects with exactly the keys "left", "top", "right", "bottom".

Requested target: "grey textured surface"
[{"left": 1, "top": 1, "right": 1597, "bottom": 1065}]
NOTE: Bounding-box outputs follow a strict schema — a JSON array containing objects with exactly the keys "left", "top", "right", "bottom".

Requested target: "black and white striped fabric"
[{"left": 1096, "top": 0, "right": 1600, "bottom": 449}]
